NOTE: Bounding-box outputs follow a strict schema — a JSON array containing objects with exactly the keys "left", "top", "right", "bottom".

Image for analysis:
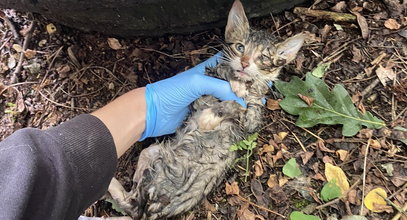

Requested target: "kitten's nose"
[{"left": 241, "top": 56, "right": 250, "bottom": 68}]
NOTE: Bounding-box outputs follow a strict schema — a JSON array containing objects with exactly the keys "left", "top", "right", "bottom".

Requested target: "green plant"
[{"left": 229, "top": 133, "right": 258, "bottom": 182}]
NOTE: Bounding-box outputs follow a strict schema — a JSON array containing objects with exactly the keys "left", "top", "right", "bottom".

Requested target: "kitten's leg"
[
  {"left": 230, "top": 80, "right": 249, "bottom": 98},
  {"left": 133, "top": 144, "right": 160, "bottom": 183}
]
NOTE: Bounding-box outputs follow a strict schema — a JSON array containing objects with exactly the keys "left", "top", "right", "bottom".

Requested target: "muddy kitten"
[{"left": 107, "top": 1, "right": 304, "bottom": 219}]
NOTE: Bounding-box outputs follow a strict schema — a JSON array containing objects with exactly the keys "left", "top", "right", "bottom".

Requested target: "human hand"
[{"left": 140, "top": 53, "right": 245, "bottom": 140}]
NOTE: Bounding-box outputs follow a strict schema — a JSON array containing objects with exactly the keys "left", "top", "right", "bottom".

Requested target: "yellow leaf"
[
  {"left": 278, "top": 132, "right": 288, "bottom": 141},
  {"left": 364, "top": 188, "right": 388, "bottom": 213},
  {"left": 46, "top": 23, "right": 57, "bottom": 34},
  {"left": 325, "top": 163, "right": 349, "bottom": 193}
]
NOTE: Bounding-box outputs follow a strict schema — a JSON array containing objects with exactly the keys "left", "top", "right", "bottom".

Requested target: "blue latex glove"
[{"left": 140, "top": 53, "right": 246, "bottom": 140}]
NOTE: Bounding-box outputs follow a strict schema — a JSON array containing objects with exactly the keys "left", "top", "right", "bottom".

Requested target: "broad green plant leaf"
[
  {"left": 310, "top": 62, "right": 331, "bottom": 78},
  {"left": 275, "top": 73, "right": 385, "bottom": 136},
  {"left": 290, "top": 211, "right": 321, "bottom": 220},
  {"left": 325, "top": 163, "right": 349, "bottom": 194},
  {"left": 283, "top": 158, "right": 302, "bottom": 178},
  {"left": 320, "top": 180, "right": 341, "bottom": 201}
]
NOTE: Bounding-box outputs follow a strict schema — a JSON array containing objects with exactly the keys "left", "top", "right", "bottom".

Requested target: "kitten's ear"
[
  {"left": 276, "top": 34, "right": 305, "bottom": 63},
  {"left": 225, "top": 0, "right": 249, "bottom": 43}
]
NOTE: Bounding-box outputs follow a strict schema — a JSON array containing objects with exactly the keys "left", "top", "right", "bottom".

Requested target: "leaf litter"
[{"left": 0, "top": 0, "right": 406, "bottom": 219}]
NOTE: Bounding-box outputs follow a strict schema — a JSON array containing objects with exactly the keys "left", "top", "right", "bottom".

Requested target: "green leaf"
[
  {"left": 239, "top": 141, "right": 248, "bottom": 150},
  {"left": 275, "top": 73, "right": 385, "bottom": 136},
  {"left": 105, "top": 198, "right": 127, "bottom": 215},
  {"left": 310, "top": 62, "right": 331, "bottom": 78},
  {"left": 229, "top": 144, "right": 239, "bottom": 152},
  {"left": 320, "top": 180, "right": 342, "bottom": 202},
  {"left": 290, "top": 211, "right": 321, "bottom": 220},
  {"left": 283, "top": 158, "right": 302, "bottom": 178},
  {"left": 342, "top": 215, "right": 368, "bottom": 220}
]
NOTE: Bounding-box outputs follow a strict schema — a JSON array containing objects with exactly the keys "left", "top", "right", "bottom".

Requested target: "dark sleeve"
[{"left": 0, "top": 114, "right": 118, "bottom": 220}]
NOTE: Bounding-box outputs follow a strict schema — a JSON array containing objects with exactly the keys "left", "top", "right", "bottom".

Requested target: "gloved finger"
[
  {"left": 197, "top": 75, "right": 246, "bottom": 107},
  {"left": 182, "top": 52, "right": 221, "bottom": 76}
]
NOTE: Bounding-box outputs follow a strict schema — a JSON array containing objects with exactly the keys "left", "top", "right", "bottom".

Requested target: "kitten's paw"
[{"left": 230, "top": 80, "right": 248, "bottom": 98}]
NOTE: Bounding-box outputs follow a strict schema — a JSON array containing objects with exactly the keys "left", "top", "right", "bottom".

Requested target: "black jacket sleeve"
[{"left": 0, "top": 114, "right": 118, "bottom": 220}]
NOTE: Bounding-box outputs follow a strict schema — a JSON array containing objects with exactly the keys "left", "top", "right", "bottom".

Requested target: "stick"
[
  {"left": 360, "top": 140, "right": 371, "bottom": 215},
  {"left": 11, "top": 20, "right": 35, "bottom": 83},
  {"left": 236, "top": 194, "right": 286, "bottom": 218},
  {"left": 293, "top": 7, "right": 356, "bottom": 22}
]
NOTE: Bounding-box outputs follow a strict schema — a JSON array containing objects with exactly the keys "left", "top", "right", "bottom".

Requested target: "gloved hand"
[{"left": 140, "top": 53, "right": 246, "bottom": 140}]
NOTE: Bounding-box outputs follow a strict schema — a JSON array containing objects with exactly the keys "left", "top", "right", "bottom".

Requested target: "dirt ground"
[{"left": 0, "top": 0, "right": 406, "bottom": 219}]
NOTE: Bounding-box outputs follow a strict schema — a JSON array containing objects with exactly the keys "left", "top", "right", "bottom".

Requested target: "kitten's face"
[{"left": 224, "top": 0, "right": 305, "bottom": 82}]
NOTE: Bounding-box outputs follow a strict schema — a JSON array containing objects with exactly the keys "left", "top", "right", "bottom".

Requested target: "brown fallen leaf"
[
  {"left": 267, "top": 174, "right": 278, "bottom": 188},
  {"left": 24, "top": 49, "right": 37, "bottom": 59},
  {"left": 301, "top": 151, "right": 314, "bottom": 165},
  {"left": 317, "top": 140, "right": 335, "bottom": 153},
  {"left": 312, "top": 173, "right": 326, "bottom": 182},
  {"left": 298, "top": 93, "right": 314, "bottom": 106},
  {"left": 254, "top": 160, "right": 264, "bottom": 177},
  {"left": 261, "top": 144, "right": 274, "bottom": 154},
  {"left": 56, "top": 64, "right": 71, "bottom": 78},
  {"left": 331, "top": 1, "right": 347, "bottom": 12},
  {"left": 266, "top": 98, "right": 281, "bottom": 110},
  {"left": 384, "top": 18, "right": 401, "bottom": 30},
  {"left": 376, "top": 65, "right": 396, "bottom": 86},
  {"left": 225, "top": 182, "right": 240, "bottom": 195},
  {"left": 368, "top": 139, "right": 381, "bottom": 149},
  {"left": 336, "top": 149, "right": 349, "bottom": 161},
  {"left": 322, "top": 156, "right": 334, "bottom": 164},
  {"left": 351, "top": 45, "right": 363, "bottom": 63},
  {"left": 358, "top": 129, "right": 373, "bottom": 139},
  {"left": 348, "top": 189, "right": 360, "bottom": 205},
  {"left": 352, "top": 11, "right": 369, "bottom": 39},
  {"left": 279, "top": 176, "right": 289, "bottom": 186},
  {"left": 203, "top": 199, "right": 216, "bottom": 212},
  {"left": 272, "top": 150, "right": 283, "bottom": 163},
  {"left": 107, "top": 38, "right": 123, "bottom": 50}
]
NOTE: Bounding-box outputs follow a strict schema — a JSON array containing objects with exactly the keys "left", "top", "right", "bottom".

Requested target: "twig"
[
  {"left": 361, "top": 78, "right": 380, "bottom": 97},
  {"left": 283, "top": 119, "right": 324, "bottom": 142},
  {"left": 0, "top": 81, "right": 39, "bottom": 95},
  {"left": 271, "top": 19, "right": 300, "bottom": 35},
  {"left": 293, "top": 7, "right": 356, "bottom": 22},
  {"left": 269, "top": 13, "right": 280, "bottom": 37},
  {"left": 236, "top": 194, "right": 286, "bottom": 218},
  {"left": 0, "top": 36, "right": 11, "bottom": 51},
  {"left": 392, "top": 202, "right": 407, "bottom": 220},
  {"left": 11, "top": 20, "right": 35, "bottom": 83},
  {"left": 38, "top": 90, "right": 94, "bottom": 111},
  {"left": 376, "top": 192, "right": 407, "bottom": 218},
  {"left": 316, "top": 178, "right": 361, "bottom": 209},
  {"left": 279, "top": 120, "right": 307, "bottom": 152},
  {"left": 360, "top": 139, "right": 371, "bottom": 215},
  {"left": 2, "top": 16, "right": 19, "bottom": 40}
]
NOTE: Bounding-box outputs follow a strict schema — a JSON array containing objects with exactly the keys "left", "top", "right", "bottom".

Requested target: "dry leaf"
[
  {"left": 46, "top": 23, "right": 57, "bottom": 34},
  {"left": 298, "top": 93, "right": 314, "bottom": 106},
  {"left": 351, "top": 45, "right": 363, "bottom": 63},
  {"left": 279, "top": 176, "right": 289, "bottom": 186},
  {"left": 364, "top": 188, "right": 389, "bottom": 213},
  {"left": 261, "top": 144, "right": 274, "bottom": 154},
  {"left": 336, "top": 149, "right": 349, "bottom": 161},
  {"left": 24, "top": 49, "right": 37, "bottom": 59},
  {"left": 107, "top": 38, "right": 123, "bottom": 50},
  {"left": 384, "top": 18, "right": 401, "bottom": 30},
  {"left": 331, "top": 1, "right": 347, "bottom": 12},
  {"left": 272, "top": 150, "right": 283, "bottom": 163},
  {"left": 267, "top": 174, "right": 278, "bottom": 188},
  {"left": 56, "top": 65, "right": 71, "bottom": 78},
  {"left": 325, "top": 163, "right": 350, "bottom": 193},
  {"left": 266, "top": 98, "right": 281, "bottom": 110},
  {"left": 203, "top": 199, "right": 217, "bottom": 212},
  {"left": 12, "top": 44, "right": 23, "bottom": 52},
  {"left": 348, "top": 189, "right": 360, "bottom": 205},
  {"left": 322, "top": 156, "right": 334, "bottom": 164},
  {"left": 225, "top": 182, "right": 240, "bottom": 195},
  {"left": 254, "top": 160, "right": 264, "bottom": 177},
  {"left": 312, "top": 173, "right": 326, "bottom": 182},
  {"left": 352, "top": 11, "right": 369, "bottom": 39},
  {"left": 358, "top": 129, "right": 374, "bottom": 139},
  {"left": 278, "top": 132, "right": 288, "bottom": 141},
  {"left": 368, "top": 139, "right": 381, "bottom": 149},
  {"left": 301, "top": 151, "right": 314, "bottom": 165},
  {"left": 376, "top": 65, "right": 396, "bottom": 86},
  {"left": 317, "top": 140, "right": 335, "bottom": 153}
]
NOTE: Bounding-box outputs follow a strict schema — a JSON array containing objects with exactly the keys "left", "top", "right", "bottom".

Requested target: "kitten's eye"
[
  {"left": 235, "top": 43, "right": 245, "bottom": 53},
  {"left": 275, "top": 58, "right": 286, "bottom": 66}
]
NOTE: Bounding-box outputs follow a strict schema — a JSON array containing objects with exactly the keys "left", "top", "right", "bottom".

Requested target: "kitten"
[{"left": 107, "top": 1, "right": 304, "bottom": 219}]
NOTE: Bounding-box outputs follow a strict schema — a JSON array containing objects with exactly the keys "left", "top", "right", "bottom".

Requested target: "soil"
[{"left": 0, "top": 0, "right": 406, "bottom": 219}]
